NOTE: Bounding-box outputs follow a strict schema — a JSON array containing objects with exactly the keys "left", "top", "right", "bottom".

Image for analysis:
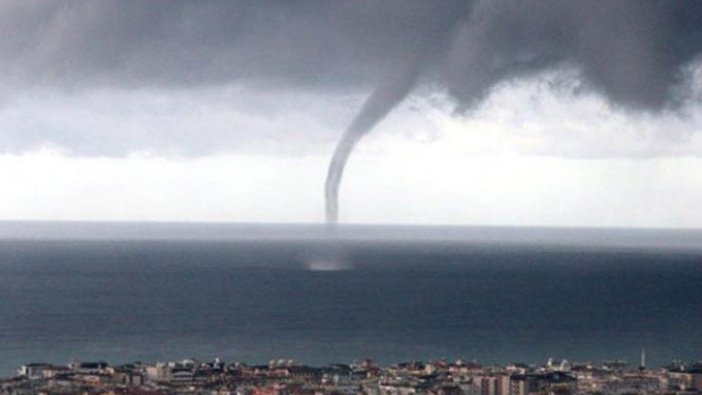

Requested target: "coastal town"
[{"left": 3, "top": 356, "right": 701, "bottom": 395}]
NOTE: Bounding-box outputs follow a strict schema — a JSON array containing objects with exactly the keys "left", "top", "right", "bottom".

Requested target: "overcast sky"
[{"left": 3, "top": 1, "right": 702, "bottom": 227}]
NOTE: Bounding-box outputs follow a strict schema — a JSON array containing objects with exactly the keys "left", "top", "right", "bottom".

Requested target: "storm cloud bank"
[
  {"left": 4, "top": 1, "right": 702, "bottom": 108},
  {"left": 3, "top": 1, "right": 702, "bottom": 224}
]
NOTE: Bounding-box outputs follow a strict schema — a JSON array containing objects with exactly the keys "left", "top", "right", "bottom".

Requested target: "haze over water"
[{"left": 0, "top": 222, "right": 700, "bottom": 376}]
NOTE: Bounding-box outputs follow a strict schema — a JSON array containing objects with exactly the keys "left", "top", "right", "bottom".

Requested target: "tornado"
[
  {"left": 323, "top": 3, "right": 471, "bottom": 229},
  {"left": 324, "top": 61, "right": 423, "bottom": 229}
]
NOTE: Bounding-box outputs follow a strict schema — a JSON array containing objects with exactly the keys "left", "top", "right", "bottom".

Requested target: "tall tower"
[{"left": 639, "top": 349, "right": 646, "bottom": 372}]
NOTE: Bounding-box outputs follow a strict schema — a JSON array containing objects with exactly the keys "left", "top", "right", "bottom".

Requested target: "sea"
[{"left": 0, "top": 222, "right": 701, "bottom": 376}]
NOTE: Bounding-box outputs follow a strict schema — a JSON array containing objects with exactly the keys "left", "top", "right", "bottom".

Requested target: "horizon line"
[{"left": 0, "top": 219, "right": 701, "bottom": 232}]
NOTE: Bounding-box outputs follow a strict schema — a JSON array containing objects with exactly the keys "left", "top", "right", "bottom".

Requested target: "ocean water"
[{"left": 0, "top": 223, "right": 701, "bottom": 376}]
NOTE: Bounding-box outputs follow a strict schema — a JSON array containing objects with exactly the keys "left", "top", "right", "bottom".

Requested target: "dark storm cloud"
[
  {"left": 0, "top": 1, "right": 466, "bottom": 94},
  {"left": 3, "top": 1, "right": 702, "bottom": 109},
  {"left": 445, "top": 0, "right": 702, "bottom": 111}
]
